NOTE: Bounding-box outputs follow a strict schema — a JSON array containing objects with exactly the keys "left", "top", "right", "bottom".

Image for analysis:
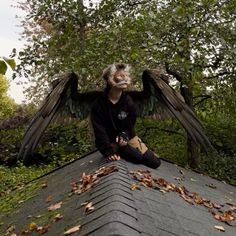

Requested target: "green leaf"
[
  {"left": 0, "top": 60, "right": 7, "bottom": 75},
  {"left": 4, "top": 58, "right": 16, "bottom": 70}
]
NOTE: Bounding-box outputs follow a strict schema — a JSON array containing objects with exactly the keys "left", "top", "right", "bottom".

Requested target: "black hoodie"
[{"left": 91, "top": 90, "right": 137, "bottom": 157}]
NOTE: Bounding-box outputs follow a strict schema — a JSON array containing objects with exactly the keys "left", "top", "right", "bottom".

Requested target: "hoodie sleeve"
[{"left": 91, "top": 102, "right": 115, "bottom": 157}]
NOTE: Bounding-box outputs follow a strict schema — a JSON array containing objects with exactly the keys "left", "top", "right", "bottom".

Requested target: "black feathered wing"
[
  {"left": 127, "top": 69, "right": 212, "bottom": 152},
  {"left": 18, "top": 72, "right": 102, "bottom": 164}
]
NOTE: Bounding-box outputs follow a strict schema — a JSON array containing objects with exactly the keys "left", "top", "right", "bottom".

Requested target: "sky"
[
  {"left": 0, "top": 0, "right": 100, "bottom": 104},
  {"left": 0, "top": 0, "right": 27, "bottom": 103}
]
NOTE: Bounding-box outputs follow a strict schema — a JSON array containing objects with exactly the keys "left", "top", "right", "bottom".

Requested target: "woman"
[{"left": 91, "top": 63, "right": 161, "bottom": 169}]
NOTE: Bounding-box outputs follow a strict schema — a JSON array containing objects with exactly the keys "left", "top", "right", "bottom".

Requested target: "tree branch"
[
  {"left": 137, "top": 126, "right": 185, "bottom": 139},
  {"left": 127, "top": 0, "right": 148, "bottom": 7},
  {"left": 203, "top": 70, "right": 234, "bottom": 80},
  {"left": 193, "top": 95, "right": 211, "bottom": 107},
  {"left": 165, "top": 63, "right": 183, "bottom": 82}
]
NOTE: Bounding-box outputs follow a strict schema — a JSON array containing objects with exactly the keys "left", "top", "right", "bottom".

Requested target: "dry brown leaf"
[
  {"left": 29, "top": 222, "right": 38, "bottom": 231},
  {"left": 37, "top": 224, "right": 50, "bottom": 234},
  {"left": 64, "top": 225, "right": 81, "bottom": 235},
  {"left": 206, "top": 183, "right": 217, "bottom": 189},
  {"left": 84, "top": 202, "right": 95, "bottom": 213},
  {"left": 212, "top": 211, "right": 235, "bottom": 224},
  {"left": 230, "top": 206, "right": 236, "bottom": 211},
  {"left": 203, "top": 201, "right": 213, "bottom": 209},
  {"left": 159, "top": 189, "right": 167, "bottom": 193},
  {"left": 226, "top": 202, "right": 234, "bottom": 206},
  {"left": 190, "top": 178, "right": 197, "bottom": 182},
  {"left": 6, "top": 225, "right": 15, "bottom": 234},
  {"left": 81, "top": 201, "right": 89, "bottom": 206},
  {"left": 130, "top": 183, "right": 140, "bottom": 191},
  {"left": 212, "top": 203, "right": 221, "bottom": 209},
  {"left": 180, "top": 194, "right": 194, "bottom": 205},
  {"left": 174, "top": 176, "right": 184, "bottom": 181},
  {"left": 46, "top": 195, "right": 53, "bottom": 203},
  {"left": 10, "top": 234, "right": 17, "bottom": 236},
  {"left": 48, "top": 201, "right": 63, "bottom": 211},
  {"left": 54, "top": 213, "right": 63, "bottom": 222},
  {"left": 130, "top": 169, "right": 235, "bottom": 227},
  {"left": 72, "top": 166, "right": 118, "bottom": 195},
  {"left": 41, "top": 183, "right": 48, "bottom": 189},
  {"left": 214, "top": 225, "right": 225, "bottom": 232}
]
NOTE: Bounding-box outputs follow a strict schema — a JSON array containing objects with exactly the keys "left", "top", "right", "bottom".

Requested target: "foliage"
[
  {"left": 0, "top": 120, "right": 93, "bottom": 195},
  {"left": 136, "top": 118, "right": 186, "bottom": 165},
  {"left": 199, "top": 153, "right": 236, "bottom": 186},
  {"left": 0, "top": 104, "right": 36, "bottom": 130},
  {"left": 0, "top": 165, "right": 48, "bottom": 210},
  {"left": 15, "top": 0, "right": 236, "bottom": 95},
  {"left": 37, "top": 120, "right": 93, "bottom": 166},
  {"left": 0, "top": 56, "right": 17, "bottom": 119},
  {"left": 4, "top": 0, "right": 234, "bottom": 182},
  {"left": 13, "top": 0, "right": 236, "bottom": 164},
  {"left": 0, "top": 75, "right": 16, "bottom": 120}
]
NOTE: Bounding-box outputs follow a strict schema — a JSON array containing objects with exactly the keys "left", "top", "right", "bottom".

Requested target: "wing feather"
[
  {"left": 127, "top": 69, "right": 212, "bottom": 152},
  {"left": 18, "top": 72, "right": 101, "bottom": 164}
]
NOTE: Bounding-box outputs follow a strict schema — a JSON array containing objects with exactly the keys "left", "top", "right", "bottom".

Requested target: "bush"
[
  {"left": 136, "top": 118, "right": 186, "bottom": 165},
  {"left": 203, "top": 114, "right": 236, "bottom": 155}
]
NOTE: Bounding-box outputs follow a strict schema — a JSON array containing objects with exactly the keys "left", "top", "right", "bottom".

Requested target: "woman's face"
[{"left": 108, "top": 70, "right": 131, "bottom": 89}]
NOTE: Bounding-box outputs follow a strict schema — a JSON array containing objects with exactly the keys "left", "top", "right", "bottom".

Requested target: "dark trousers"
[{"left": 118, "top": 145, "right": 161, "bottom": 169}]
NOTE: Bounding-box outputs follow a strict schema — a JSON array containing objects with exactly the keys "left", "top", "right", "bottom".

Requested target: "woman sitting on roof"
[{"left": 91, "top": 63, "right": 161, "bottom": 169}]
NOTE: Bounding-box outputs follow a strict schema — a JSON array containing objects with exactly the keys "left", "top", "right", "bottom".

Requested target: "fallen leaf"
[
  {"left": 54, "top": 213, "right": 63, "bottom": 222},
  {"left": 206, "top": 183, "right": 217, "bottom": 189},
  {"left": 230, "top": 206, "right": 236, "bottom": 211},
  {"left": 130, "top": 169, "right": 235, "bottom": 227},
  {"left": 190, "top": 178, "right": 197, "bottom": 182},
  {"left": 212, "top": 211, "right": 235, "bottom": 224},
  {"left": 10, "top": 234, "right": 17, "bottom": 236},
  {"left": 37, "top": 224, "right": 50, "bottom": 234},
  {"left": 181, "top": 194, "right": 194, "bottom": 205},
  {"left": 214, "top": 225, "right": 225, "bottom": 232},
  {"left": 41, "top": 183, "right": 48, "bottom": 189},
  {"left": 130, "top": 183, "right": 140, "bottom": 191},
  {"left": 84, "top": 202, "right": 95, "bottom": 213},
  {"left": 174, "top": 176, "right": 184, "bottom": 181},
  {"left": 6, "top": 225, "right": 15, "bottom": 234},
  {"left": 29, "top": 222, "right": 38, "bottom": 231},
  {"left": 226, "top": 202, "right": 234, "bottom": 206},
  {"left": 64, "top": 225, "right": 81, "bottom": 235},
  {"left": 159, "top": 189, "right": 167, "bottom": 193},
  {"left": 48, "top": 201, "right": 63, "bottom": 211},
  {"left": 81, "top": 201, "right": 89, "bottom": 206},
  {"left": 212, "top": 203, "right": 221, "bottom": 209},
  {"left": 46, "top": 195, "right": 53, "bottom": 203},
  {"left": 72, "top": 166, "right": 118, "bottom": 194}
]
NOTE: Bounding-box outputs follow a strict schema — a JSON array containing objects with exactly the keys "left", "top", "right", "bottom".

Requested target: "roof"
[{"left": 0, "top": 150, "right": 235, "bottom": 236}]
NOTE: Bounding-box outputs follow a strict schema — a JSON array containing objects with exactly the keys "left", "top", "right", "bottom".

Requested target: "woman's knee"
[
  {"left": 119, "top": 145, "right": 143, "bottom": 163},
  {"left": 143, "top": 150, "right": 161, "bottom": 169}
]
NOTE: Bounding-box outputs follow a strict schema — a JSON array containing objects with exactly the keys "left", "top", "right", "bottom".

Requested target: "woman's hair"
[{"left": 102, "top": 63, "right": 131, "bottom": 81}]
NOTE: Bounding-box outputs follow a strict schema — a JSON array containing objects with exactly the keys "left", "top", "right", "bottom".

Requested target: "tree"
[
  {"left": 0, "top": 57, "right": 16, "bottom": 119},
  {"left": 15, "top": 0, "right": 236, "bottom": 166}
]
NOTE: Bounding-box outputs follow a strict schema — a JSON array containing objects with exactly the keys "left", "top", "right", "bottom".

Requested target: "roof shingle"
[{"left": 0, "top": 151, "right": 235, "bottom": 236}]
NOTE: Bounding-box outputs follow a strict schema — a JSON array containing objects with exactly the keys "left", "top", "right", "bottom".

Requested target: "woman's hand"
[
  {"left": 116, "top": 136, "right": 128, "bottom": 147},
  {"left": 108, "top": 154, "right": 120, "bottom": 161}
]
